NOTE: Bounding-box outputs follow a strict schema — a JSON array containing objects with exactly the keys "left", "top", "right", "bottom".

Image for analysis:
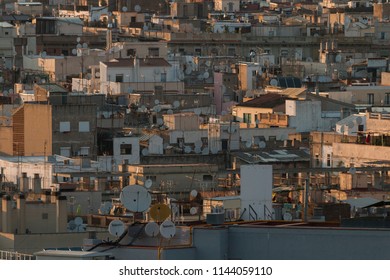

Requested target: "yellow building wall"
[
  {"left": 24, "top": 104, "right": 52, "bottom": 156},
  {"left": 0, "top": 126, "right": 13, "bottom": 155}
]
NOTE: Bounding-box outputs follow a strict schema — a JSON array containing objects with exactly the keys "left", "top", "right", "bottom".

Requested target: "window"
[
  {"left": 60, "top": 147, "right": 71, "bottom": 157},
  {"left": 80, "top": 147, "right": 90, "bottom": 156},
  {"left": 201, "top": 137, "right": 208, "bottom": 147},
  {"left": 386, "top": 93, "right": 390, "bottom": 105},
  {"left": 120, "top": 144, "right": 132, "bottom": 155},
  {"left": 254, "top": 114, "right": 259, "bottom": 127},
  {"left": 228, "top": 48, "right": 235, "bottom": 56},
  {"left": 203, "top": 175, "right": 213, "bottom": 181},
  {"left": 327, "top": 154, "right": 331, "bottom": 167},
  {"left": 177, "top": 138, "right": 184, "bottom": 148},
  {"left": 59, "top": 121, "right": 70, "bottom": 132},
  {"left": 127, "top": 49, "right": 136, "bottom": 57},
  {"left": 42, "top": 213, "right": 48, "bottom": 220},
  {"left": 243, "top": 113, "right": 251, "bottom": 124},
  {"left": 148, "top": 48, "right": 159, "bottom": 57},
  {"left": 115, "top": 74, "right": 123, "bottom": 82},
  {"left": 368, "top": 93, "right": 374, "bottom": 105},
  {"left": 79, "top": 121, "right": 90, "bottom": 132},
  {"left": 195, "top": 48, "right": 202, "bottom": 56},
  {"left": 269, "top": 136, "right": 276, "bottom": 142},
  {"left": 252, "top": 70, "right": 258, "bottom": 76},
  {"left": 161, "top": 72, "right": 167, "bottom": 82}
]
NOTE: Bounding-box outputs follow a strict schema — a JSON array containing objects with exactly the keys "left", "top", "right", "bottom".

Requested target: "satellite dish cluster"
[
  {"left": 67, "top": 217, "right": 86, "bottom": 232},
  {"left": 110, "top": 183, "right": 177, "bottom": 239}
]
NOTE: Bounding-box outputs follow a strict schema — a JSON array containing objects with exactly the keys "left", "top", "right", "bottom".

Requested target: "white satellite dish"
[
  {"left": 190, "top": 189, "right": 198, "bottom": 197},
  {"left": 349, "top": 167, "right": 357, "bottom": 174},
  {"left": 154, "top": 105, "right": 161, "bottom": 113},
  {"left": 190, "top": 207, "right": 198, "bottom": 215},
  {"left": 8, "top": 89, "right": 13, "bottom": 94},
  {"left": 202, "top": 147, "right": 209, "bottom": 155},
  {"left": 145, "top": 179, "right": 152, "bottom": 189},
  {"left": 184, "top": 146, "right": 192, "bottom": 154},
  {"left": 270, "top": 79, "right": 278, "bottom": 87},
  {"left": 108, "top": 220, "right": 125, "bottom": 237},
  {"left": 154, "top": 99, "right": 160, "bottom": 105},
  {"left": 185, "top": 67, "right": 192, "bottom": 75},
  {"left": 142, "top": 148, "right": 149, "bottom": 156},
  {"left": 41, "top": 51, "right": 47, "bottom": 58},
  {"left": 120, "top": 185, "right": 152, "bottom": 212},
  {"left": 76, "top": 43, "right": 82, "bottom": 49},
  {"left": 145, "top": 222, "right": 160, "bottom": 237},
  {"left": 157, "top": 118, "right": 164, "bottom": 125},
  {"left": 134, "top": 4, "right": 141, "bottom": 12},
  {"left": 335, "top": 54, "right": 342, "bottom": 63},
  {"left": 74, "top": 217, "right": 83, "bottom": 226},
  {"left": 283, "top": 212, "right": 293, "bottom": 221},
  {"left": 203, "top": 71, "right": 210, "bottom": 79},
  {"left": 95, "top": 72, "right": 100, "bottom": 78},
  {"left": 82, "top": 43, "right": 88, "bottom": 49},
  {"left": 160, "top": 220, "right": 176, "bottom": 239},
  {"left": 194, "top": 140, "right": 202, "bottom": 148},
  {"left": 205, "top": 60, "right": 211, "bottom": 67},
  {"left": 356, "top": 116, "right": 363, "bottom": 125},
  {"left": 173, "top": 100, "right": 180, "bottom": 108},
  {"left": 194, "top": 108, "right": 201, "bottom": 115},
  {"left": 245, "top": 141, "right": 252, "bottom": 148},
  {"left": 259, "top": 141, "right": 266, "bottom": 149},
  {"left": 194, "top": 146, "right": 201, "bottom": 154},
  {"left": 72, "top": 49, "right": 77, "bottom": 55},
  {"left": 122, "top": 6, "right": 128, "bottom": 12},
  {"left": 167, "top": 109, "right": 173, "bottom": 115},
  {"left": 67, "top": 220, "right": 76, "bottom": 232}
]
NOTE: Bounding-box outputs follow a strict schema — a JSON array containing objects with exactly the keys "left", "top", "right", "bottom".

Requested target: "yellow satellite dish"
[{"left": 149, "top": 203, "right": 171, "bottom": 222}]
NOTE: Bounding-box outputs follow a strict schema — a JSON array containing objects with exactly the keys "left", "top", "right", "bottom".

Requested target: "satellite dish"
[
  {"left": 184, "top": 146, "right": 192, "bottom": 153},
  {"left": 335, "top": 54, "right": 342, "bottom": 63},
  {"left": 74, "top": 217, "right": 83, "bottom": 226},
  {"left": 134, "top": 4, "right": 141, "bottom": 12},
  {"left": 173, "top": 100, "right": 180, "bottom": 108},
  {"left": 154, "top": 99, "right": 160, "bottom": 105},
  {"left": 259, "top": 141, "right": 266, "bottom": 149},
  {"left": 142, "top": 148, "right": 149, "bottom": 156},
  {"left": 76, "top": 43, "right": 82, "bottom": 49},
  {"left": 270, "top": 79, "right": 278, "bottom": 87},
  {"left": 82, "top": 43, "right": 88, "bottom": 49},
  {"left": 227, "top": 126, "right": 236, "bottom": 134},
  {"left": 283, "top": 212, "right": 293, "bottom": 221},
  {"left": 203, "top": 71, "right": 210, "bottom": 79},
  {"left": 154, "top": 105, "right": 161, "bottom": 113},
  {"left": 190, "top": 207, "right": 198, "bottom": 215},
  {"left": 190, "top": 189, "right": 198, "bottom": 197},
  {"left": 202, "top": 147, "right": 209, "bottom": 155},
  {"left": 205, "top": 60, "right": 211, "bottom": 67},
  {"left": 349, "top": 167, "right": 357, "bottom": 174},
  {"left": 95, "top": 72, "right": 100, "bottom": 78},
  {"left": 145, "top": 179, "right": 152, "bottom": 189},
  {"left": 306, "top": 57, "right": 313, "bottom": 62},
  {"left": 145, "top": 222, "right": 160, "bottom": 237},
  {"left": 245, "top": 141, "right": 252, "bottom": 148},
  {"left": 76, "top": 37, "right": 81, "bottom": 43},
  {"left": 157, "top": 118, "right": 164, "bottom": 125},
  {"left": 120, "top": 185, "right": 152, "bottom": 212},
  {"left": 160, "top": 220, "right": 176, "bottom": 239},
  {"left": 67, "top": 220, "right": 76, "bottom": 232},
  {"left": 71, "top": 49, "right": 77, "bottom": 55},
  {"left": 194, "top": 108, "right": 201, "bottom": 115},
  {"left": 194, "top": 146, "right": 201, "bottom": 154},
  {"left": 185, "top": 67, "right": 192, "bottom": 75},
  {"left": 8, "top": 89, "right": 13, "bottom": 94},
  {"left": 194, "top": 140, "right": 202, "bottom": 148},
  {"left": 356, "top": 116, "right": 363, "bottom": 125},
  {"left": 347, "top": 121, "right": 354, "bottom": 129},
  {"left": 122, "top": 6, "right": 128, "bottom": 12},
  {"left": 149, "top": 203, "right": 171, "bottom": 222},
  {"left": 167, "top": 109, "right": 173, "bottom": 115},
  {"left": 41, "top": 51, "right": 47, "bottom": 58},
  {"left": 108, "top": 220, "right": 125, "bottom": 237}
]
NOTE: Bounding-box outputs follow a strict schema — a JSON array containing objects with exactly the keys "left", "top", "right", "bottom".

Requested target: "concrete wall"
[
  {"left": 227, "top": 226, "right": 390, "bottom": 259},
  {"left": 62, "top": 191, "right": 102, "bottom": 216},
  {"left": 333, "top": 143, "right": 390, "bottom": 166},
  {"left": 193, "top": 227, "right": 228, "bottom": 259},
  {"left": 113, "top": 136, "right": 140, "bottom": 165},
  {"left": 240, "top": 165, "right": 273, "bottom": 221},
  {"left": 148, "top": 135, "right": 163, "bottom": 155},
  {"left": 239, "top": 127, "right": 296, "bottom": 142},
  {"left": 286, "top": 100, "right": 323, "bottom": 132},
  {"left": 0, "top": 126, "right": 12, "bottom": 155}
]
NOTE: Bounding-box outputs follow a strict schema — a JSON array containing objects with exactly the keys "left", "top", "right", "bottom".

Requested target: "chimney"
[
  {"left": 2, "top": 195, "right": 12, "bottom": 233},
  {"left": 56, "top": 195, "right": 67, "bottom": 232},
  {"left": 17, "top": 193, "right": 26, "bottom": 234}
]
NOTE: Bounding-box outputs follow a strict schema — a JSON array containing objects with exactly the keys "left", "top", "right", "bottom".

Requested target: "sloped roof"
[
  {"left": 102, "top": 58, "right": 171, "bottom": 68},
  {"left": 237, "top": 93, "right": 292, "bottom": 108}
]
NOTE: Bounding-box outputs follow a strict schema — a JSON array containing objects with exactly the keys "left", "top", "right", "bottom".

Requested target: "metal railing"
[{"left": 0, "top": 250, "right": 35, "bottom": 260}]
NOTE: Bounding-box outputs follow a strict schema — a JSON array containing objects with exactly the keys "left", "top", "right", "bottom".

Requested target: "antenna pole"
[{"left": 304, "top": 173, "right": 309, "bottom": 222}]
